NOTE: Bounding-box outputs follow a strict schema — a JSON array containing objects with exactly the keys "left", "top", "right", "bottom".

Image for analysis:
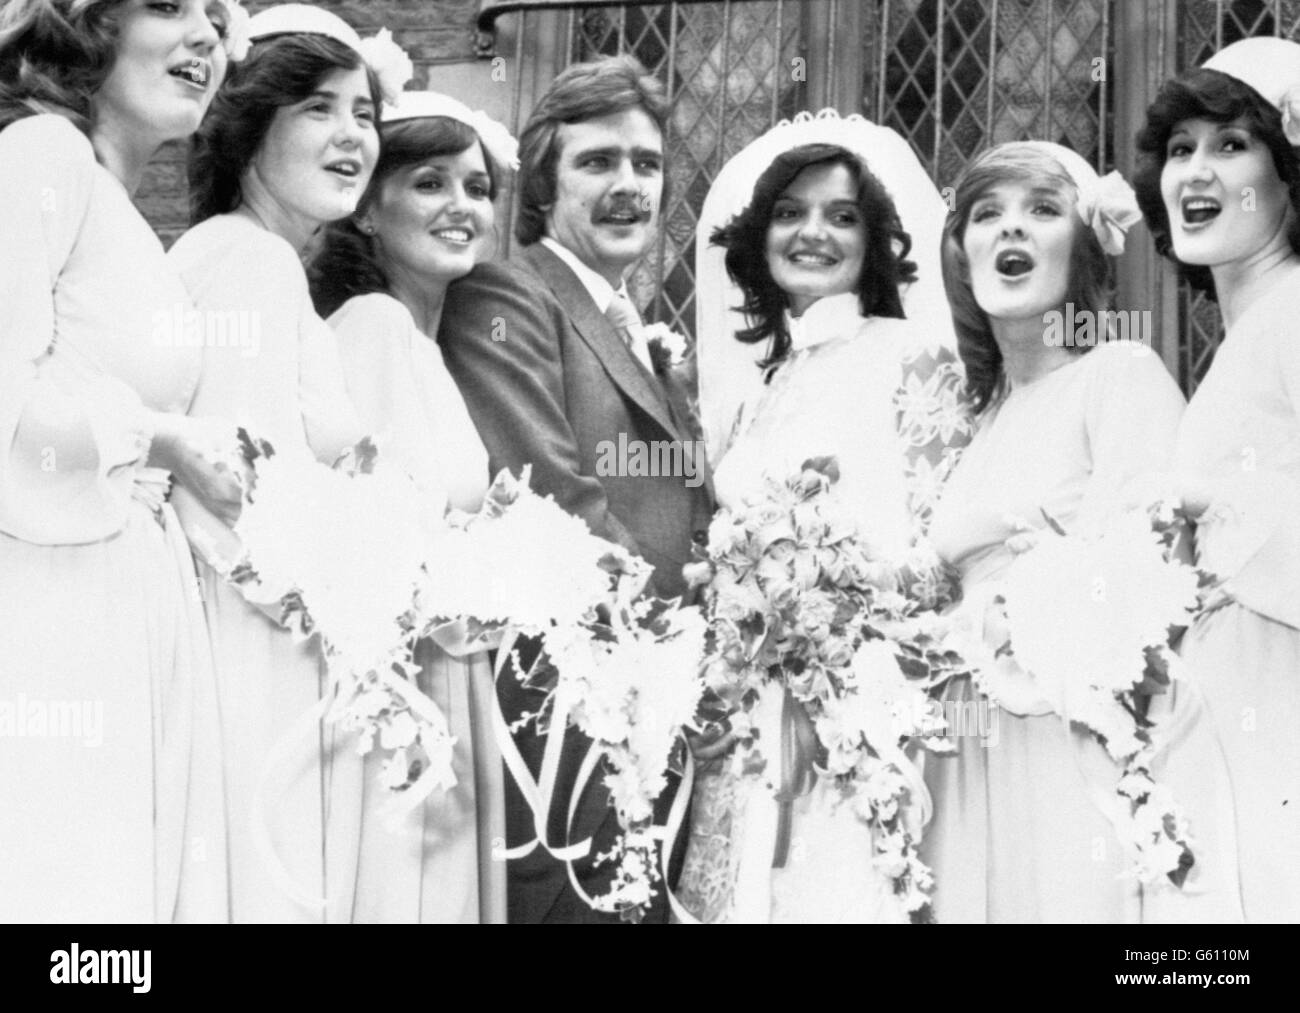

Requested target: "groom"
[{"left": 439, "top": 56, "right": 714, "bottom": 923}]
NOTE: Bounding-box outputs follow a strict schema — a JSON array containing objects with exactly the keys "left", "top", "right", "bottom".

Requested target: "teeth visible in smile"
[
  {"left": 170, "top": 59, "right": 208, "bottom": 87},
  {"left": 791, "top": 252, "right": 835, "bottom": 265},
  {"left": 1182, "top": 197, "right": 1221, "bottom": 224},
  {"left": 433, "top": 228, "right": 471, "bottom": 242},
  {"left": 326, "top": 163, "right": 359, "bottom": 178}
]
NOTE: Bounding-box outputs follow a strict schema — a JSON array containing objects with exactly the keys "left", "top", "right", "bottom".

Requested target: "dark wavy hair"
[
  {"left": 0, "top": 0, "right": 124, "bottom": 133},
  {"left": 310, "top": 115, "right": 502, "bottom": 318},
  {"left": 1134, "top": 67, "right": 1300, "bottom": 299},
  {"left": 712, "top": 142, "right": 918, "bottom": 370},
  {"left": 940, "top": 143, "right": 1114, "bottom": 414},
  {"left": 514, "top": 54, "right": 668, "bottom": 246},
  {"left": 189, "top": 32, "right": 380, "bottom": 225}
]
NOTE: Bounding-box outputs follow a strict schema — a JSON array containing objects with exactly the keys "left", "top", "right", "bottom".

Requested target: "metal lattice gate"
[{"left": 480, "top": 0, "right": 1298, "bottom": 391}]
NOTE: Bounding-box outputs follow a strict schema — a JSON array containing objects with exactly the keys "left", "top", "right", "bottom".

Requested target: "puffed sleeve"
[
  {"left": 1079, "top": 341, "right": 1185, "bottom": 526},
  {"left": 0, "top": 115, "right": 150, "bottom": 545},
  {"left": 1197, "top": 321, "right": 1300, "bottom": 628},
  {"left": 894, "top": 341, "right": 975, "bottom": 608}
]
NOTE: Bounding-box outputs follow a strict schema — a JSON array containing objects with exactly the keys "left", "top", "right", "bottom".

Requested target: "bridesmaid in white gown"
[
  {"left": 309, "top": 91, "right": 516, "bottom": 923},
  {"left": 1132, "top": 37, "right": 1300, "bottom": 923},
  {"left": 168, "top": 4, "right": 391, "bottom": 922},
  {"left": 0, "top": 0, "right": 246, "bottom": 922},
  {"left": 680, "top": 113, "right": 972, "bottom": 924},
  {"left": 921, "top": 142, "right": 1207, "bottom": 923}
]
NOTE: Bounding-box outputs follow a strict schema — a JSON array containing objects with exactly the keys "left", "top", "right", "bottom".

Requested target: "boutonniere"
[{"left": 642, "top": 322, "right": 689, "bottom": 375}]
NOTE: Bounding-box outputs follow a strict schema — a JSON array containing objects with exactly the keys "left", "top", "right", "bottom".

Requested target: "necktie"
[{"left": 605, "top": 288, "right": 652, "bottom": 372}]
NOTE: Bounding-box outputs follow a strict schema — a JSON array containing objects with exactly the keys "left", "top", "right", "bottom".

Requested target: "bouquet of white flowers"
[
  {"left": 994, "top": 503, "right": 1205, "bottom": 886},
  {"left": 694, "top": 457, "right": 972, "bottom": 922}
]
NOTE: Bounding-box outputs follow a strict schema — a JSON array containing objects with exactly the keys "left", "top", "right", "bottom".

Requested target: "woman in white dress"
[
  {"left": 308, "top": 92, "right": 517, "bottom": 923},
  {"left": 921, "top": 142, "right": 1210, "bottom": 923},
  {"left": 0, "top": 0, "right": 247, "bottom": 922},
  {"left": 679, "top": 113, "right": 972, "bottom": 924},
  {"left": 168, "top": 3, "right": 394, "bottom": 922},
  {"left": 1132, "top": 37, "right": 1300, "bottom": 923}
]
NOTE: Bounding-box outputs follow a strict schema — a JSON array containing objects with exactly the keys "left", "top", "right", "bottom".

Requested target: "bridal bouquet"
[
  {"left": 230, "top": 446, "right": 707, "bottom": 918},
  {"left": 694, "top": 457, "right": 972, "bottom": 923},
  {"left": 992, "top": 503, "right": 1205, "bottom": 886}
]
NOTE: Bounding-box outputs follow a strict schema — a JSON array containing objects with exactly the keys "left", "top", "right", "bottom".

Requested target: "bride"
[{"left": 678, "top": 112, "right": 972, "bottom": 923}]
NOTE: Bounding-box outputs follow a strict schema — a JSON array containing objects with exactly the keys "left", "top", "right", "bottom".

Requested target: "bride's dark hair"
[{"left": 711, "top": 142, "right": 917, "bottom": 371}]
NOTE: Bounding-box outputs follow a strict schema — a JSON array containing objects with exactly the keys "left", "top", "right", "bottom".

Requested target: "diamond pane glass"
[
  {"left": 1175, "top": 0, "right": 1300, "bottom": 392},
  {"left": 571, "top": 2, "right": 804, "bottom": 339}
]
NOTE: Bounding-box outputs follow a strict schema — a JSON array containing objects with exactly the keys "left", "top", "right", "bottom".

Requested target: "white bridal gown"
[{"left": 677, "top": 292, "right": 971, "bottom": 923}]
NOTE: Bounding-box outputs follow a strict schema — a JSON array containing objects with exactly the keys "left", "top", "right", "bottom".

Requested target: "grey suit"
[{"left": 439, "top": 241, "right": 714, "bottom": 922}]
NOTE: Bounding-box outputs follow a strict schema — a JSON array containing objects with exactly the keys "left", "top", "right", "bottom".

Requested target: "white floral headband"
[
  {"left": 1202, "top": 36, "right": 1300, "bottom": 147},
  {"left": 384, "top": 91, "right": 520, "bottom": 172},
  {"left": 1017, "top": 141, "right": 1142, "bottom": 256},
  {"left": 217, "top": 0, "right": 252, "bottom": 62},
  {"left": 247, "top": 4, "right": 414, "bottom": 104}
]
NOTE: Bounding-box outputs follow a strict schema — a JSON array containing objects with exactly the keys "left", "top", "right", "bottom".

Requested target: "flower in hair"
[
  {"left": 358, "top": 28, "right": 415, "bottom": 106},
  {"left": 219, "top": 0, "right": 252, "bottom": 62},
  {"left": 1075, "top": 170, "right": 1142, "bottom": 256},
  {"left": 1281, "top": 87, "right": 1300, "bottom": 147}
]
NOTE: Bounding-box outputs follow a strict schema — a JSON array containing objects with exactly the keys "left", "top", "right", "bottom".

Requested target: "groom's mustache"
[{"left": 592, "top": 198, "right": 653, "bottom": 224}]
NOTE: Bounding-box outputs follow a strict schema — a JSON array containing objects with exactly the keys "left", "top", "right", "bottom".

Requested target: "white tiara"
[
  {"left": 384, "top": 91, "right": 520, "bottom": 172},
  {"left": 248, "top": 4, "right": 413, "bottom": 104}
]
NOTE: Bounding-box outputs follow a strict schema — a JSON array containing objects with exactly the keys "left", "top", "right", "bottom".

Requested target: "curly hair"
[
  {"left": 310, "top": 115, "right": 501, "bottom": 318},
  {"left": 1134, "top": 67, "right": 1300, "bottom": 299},
  {"left": 940, "top": 142, "right": 1114, "bottom": 414},
  {"left": 0, "top": 0, "right": 124, "bottom": 133},
  {"left": 514, "top": 54, "right": 668, "bottom": 246},
  {"left": 711, "top": 142, "right": 918, "bottom": 371},
  {"left": 188, "top": 32, "right": 380, "bottom": 225}
]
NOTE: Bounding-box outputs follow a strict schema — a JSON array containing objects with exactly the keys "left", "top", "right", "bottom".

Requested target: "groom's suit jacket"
[{"left": 439, "top": 241, "right": 715, "bottom": 922}]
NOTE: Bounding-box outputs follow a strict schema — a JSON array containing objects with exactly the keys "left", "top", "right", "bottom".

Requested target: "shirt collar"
[
  {"left": 539, "top": 236, "right": 621, "bottom": 312},
  {"left": 784, "top": 292, "right": 865, "bottom": 353}
]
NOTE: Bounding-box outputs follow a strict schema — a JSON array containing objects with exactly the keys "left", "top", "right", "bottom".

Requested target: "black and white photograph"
[{"left": 0, "top": 0, "right": 1293, "bottom": 964}]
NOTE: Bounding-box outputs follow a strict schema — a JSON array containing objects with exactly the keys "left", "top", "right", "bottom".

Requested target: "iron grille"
[{"left": 545, "top": 1, "right": 1117, "bottom": 340}]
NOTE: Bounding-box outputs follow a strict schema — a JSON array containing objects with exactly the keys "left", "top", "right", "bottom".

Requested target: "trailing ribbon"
[
  {"left": 250, "top": 693, "right": 336, "bottom": 919},
  {"left": 487, "top": 630, "right": 594, "bottom": 864},
  {"left": 771, "top": 688, "right": 819, "bottom": 868}
]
